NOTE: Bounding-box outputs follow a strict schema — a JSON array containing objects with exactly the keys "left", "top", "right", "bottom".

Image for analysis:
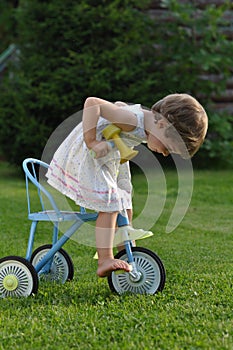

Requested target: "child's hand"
[{"left": 90, "top": 141, "right": 112, "bottom": 159}]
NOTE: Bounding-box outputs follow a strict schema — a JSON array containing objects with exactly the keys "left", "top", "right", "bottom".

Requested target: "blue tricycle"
[{"left": 0, "top": 158, "right": 166, "bottom": 298}]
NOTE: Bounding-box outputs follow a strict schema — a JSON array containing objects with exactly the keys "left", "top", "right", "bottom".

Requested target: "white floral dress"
[{"left": 46, "top": 104, "right": 147, "bottom": 212}]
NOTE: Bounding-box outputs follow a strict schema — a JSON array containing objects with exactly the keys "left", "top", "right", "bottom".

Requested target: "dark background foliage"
[{"left": 0, "top": 0, "right": 232, "bottom": 167}]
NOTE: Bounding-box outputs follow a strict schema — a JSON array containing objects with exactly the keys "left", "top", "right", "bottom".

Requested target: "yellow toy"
[{"left": 102, "top": 124, "right": 138, "bottom": 164}]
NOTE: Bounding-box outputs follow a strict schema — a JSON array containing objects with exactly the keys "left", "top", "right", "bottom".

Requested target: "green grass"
[{"left": 0, "top": 161, "right": 233, "bottom": 350}]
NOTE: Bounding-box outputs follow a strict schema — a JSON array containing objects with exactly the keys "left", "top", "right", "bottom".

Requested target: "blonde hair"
[{"left": 151, "top": 93, "right": 208, "bottom": 158}]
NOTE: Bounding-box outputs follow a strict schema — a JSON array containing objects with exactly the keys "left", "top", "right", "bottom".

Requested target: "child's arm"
[
  {"left": 114, "top": 101, "right": 128, "bottom": 107},
  {"left": 83, "top": 97, "right": 137, "bottom": 158}
]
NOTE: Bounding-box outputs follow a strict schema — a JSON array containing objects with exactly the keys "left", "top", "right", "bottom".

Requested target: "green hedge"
[{"left": 0, "top": 0, "right": 232, "bottom": 167}]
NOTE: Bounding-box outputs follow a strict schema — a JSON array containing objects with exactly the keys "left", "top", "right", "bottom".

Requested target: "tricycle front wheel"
[{"left": 108, "top": 247, "right": 166, "bottom": 295}]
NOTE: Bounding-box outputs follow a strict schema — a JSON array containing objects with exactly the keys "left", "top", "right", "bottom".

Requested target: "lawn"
[{"left": 0, "top": 161, "right": 233, "bottom": 350}]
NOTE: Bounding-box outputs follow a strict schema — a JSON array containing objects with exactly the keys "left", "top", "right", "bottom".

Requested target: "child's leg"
[{"left": 96, "top": 211, "right": 132, "bottom": 277}]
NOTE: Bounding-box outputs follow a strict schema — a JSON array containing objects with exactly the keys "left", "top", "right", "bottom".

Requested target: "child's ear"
[{"left": 157, "top": 118, "right": 169, "bottom": 129}]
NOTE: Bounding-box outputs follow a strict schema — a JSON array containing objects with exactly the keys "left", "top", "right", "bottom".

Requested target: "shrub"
[
  {"left": 0, "top": 0, "right": 232, "bottom": 167},
  {"left": 0, "top": 0, "right": 156, "bottom": 165}
]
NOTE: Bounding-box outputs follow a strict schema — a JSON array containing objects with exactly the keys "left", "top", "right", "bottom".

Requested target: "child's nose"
[{"left": 162, "top": 150, "right": 169, "bottom": 157}]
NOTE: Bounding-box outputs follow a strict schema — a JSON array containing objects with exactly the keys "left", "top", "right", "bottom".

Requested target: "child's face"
[
  {"left": 147, "top": 132, "right": 169, "bottom": 156},
  {"left": 147, "top": 123, "right": 181, "bottom": 157}
]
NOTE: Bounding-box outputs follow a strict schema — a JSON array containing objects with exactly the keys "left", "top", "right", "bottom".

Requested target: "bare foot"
[{"left": 97, "top": 259, "right": 132, "bottom": 277}]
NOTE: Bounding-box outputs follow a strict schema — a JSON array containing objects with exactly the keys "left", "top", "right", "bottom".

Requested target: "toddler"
[{"left": 46, "top": 94, "right": 208, "bottom": 277}]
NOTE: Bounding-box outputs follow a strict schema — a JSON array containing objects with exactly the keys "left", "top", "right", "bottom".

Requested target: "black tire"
[
  {"left": 0, "top": 256, "right": 39, "bottom": 298},
  {"left": 30, "top": 244, "right": 74, "bottom": 283},
  {"left": 108, "top": 247, "right": 166, "bottom": 295}
]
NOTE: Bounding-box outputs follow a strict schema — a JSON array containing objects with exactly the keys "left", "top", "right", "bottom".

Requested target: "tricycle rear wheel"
[
  {"left": 31, "top": 244, "right": 74, "bottom": 283},
  {"left": 0, "top": 256, "right": 38, "bottom": 298}
]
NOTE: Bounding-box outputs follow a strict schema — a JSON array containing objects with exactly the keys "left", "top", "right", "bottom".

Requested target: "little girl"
[{"left": 46, "top": 94, "right": 208, "bottom": 277}]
